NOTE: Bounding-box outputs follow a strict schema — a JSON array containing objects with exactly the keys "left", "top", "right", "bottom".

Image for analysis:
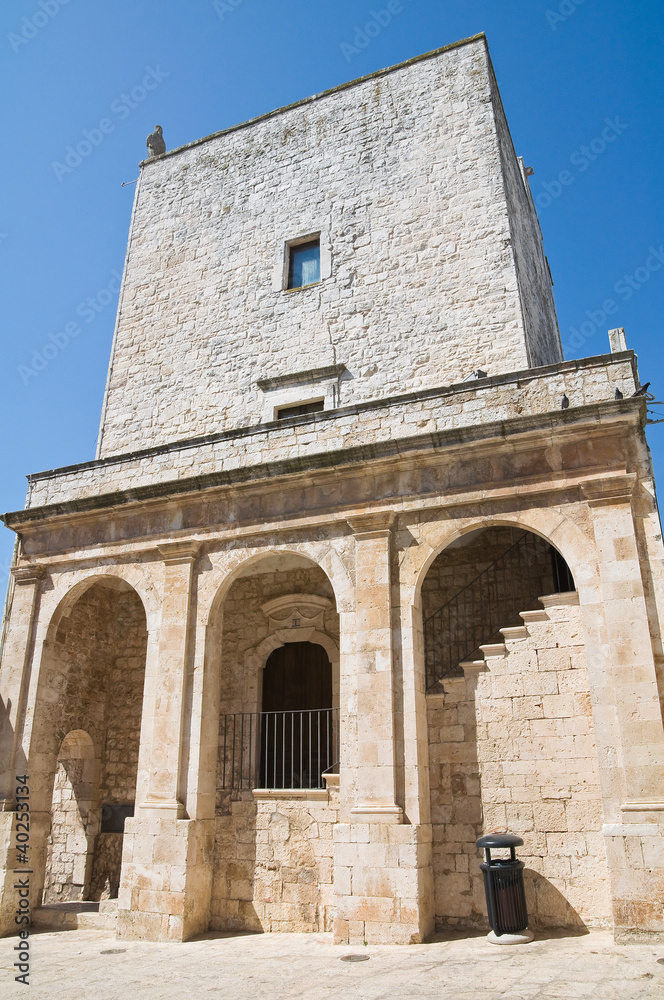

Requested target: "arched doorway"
[
  {"left": 210, "top": 551, "right": 341, "bottom": 933},
  {"left": 260, "top": 641, "right": 334, "bottom": 789}
]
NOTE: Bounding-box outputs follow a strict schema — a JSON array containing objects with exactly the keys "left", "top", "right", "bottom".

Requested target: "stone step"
[
  {"left": 32, "top": 900, "right": 117, "bottom": 933},
  {"left": 475, "top": 592, "right": 581, "bottom": 663}
]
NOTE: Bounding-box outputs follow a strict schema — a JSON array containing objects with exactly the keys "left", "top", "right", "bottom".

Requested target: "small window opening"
[
  {"left": 288, "top": 239, "right": 320, "bottom": 289},
  {"left": 276, "top": 399, "right": 325, "bottom": 419}
]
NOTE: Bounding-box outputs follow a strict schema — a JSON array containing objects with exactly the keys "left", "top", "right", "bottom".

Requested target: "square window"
[{"left": 287, "top": 239, "right": 320, "bottom": 289}]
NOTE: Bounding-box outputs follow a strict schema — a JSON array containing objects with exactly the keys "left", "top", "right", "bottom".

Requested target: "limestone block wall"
[
  {"left": 26, "top": 355, "right": 637, "bottom": 509},
  {"left": 96, "top": 36, "right": 560, "bottom": 458},
  {"left": 43, "top": 756, "right": 90, "bottom": 902},
  {"left": 41, "top": 582, "right": 147, "bottom": 902},
  {"left": 210, "top": 787, "right": 339, "bottom": 933},
  {"left": 428, "top": 595, "right": 612, "bottom": 931},
  {"left": 489, "top": 67, "right": 560, "bottom": 368}
]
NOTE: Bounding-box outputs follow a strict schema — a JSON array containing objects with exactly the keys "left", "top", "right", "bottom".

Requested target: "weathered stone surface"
[{"left": 1, "top": 35, "right": 664, "bottom": 950}]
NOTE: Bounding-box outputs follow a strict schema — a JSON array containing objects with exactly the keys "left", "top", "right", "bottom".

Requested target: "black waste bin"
[{"left": 476, "top": 833, "right": 529, "bottom": 937}]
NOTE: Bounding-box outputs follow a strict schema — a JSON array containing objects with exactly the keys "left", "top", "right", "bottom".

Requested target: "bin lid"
[{"left": 476, "top": 833, "right": 524, "bottom": 849}]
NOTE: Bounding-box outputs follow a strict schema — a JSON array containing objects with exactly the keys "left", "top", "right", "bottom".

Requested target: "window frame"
[
  {"left": 271, "top": 230, "right": 331, "bottom": 293},
  {"left": 286, "top": 237, "right": 321, "bottom": 291}
]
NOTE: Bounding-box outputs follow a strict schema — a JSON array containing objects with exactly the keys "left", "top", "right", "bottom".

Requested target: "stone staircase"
[{"left": 31, "top": 899, "right": 117, "bottom": 932}]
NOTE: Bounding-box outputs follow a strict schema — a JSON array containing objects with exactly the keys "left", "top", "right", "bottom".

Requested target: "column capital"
[
  {"left": 10, "top": 564, "right": 45, "bottom": 586},
  {"left": 580, "top": 473, "right": 637, "bottom": 507},
  {"left": 157, "top": 540, "right": 201, "bottom": 565},
  {"left": 347, "top": 511, "right": 396, "bottom": 540}
]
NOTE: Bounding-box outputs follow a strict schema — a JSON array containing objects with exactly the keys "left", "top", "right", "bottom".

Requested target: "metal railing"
[
  {"left": 424, "top": 533, "right": 574, "bottom": 689},
  {"left": 218, "top": 707, "right": 339, "bottom": 791}
]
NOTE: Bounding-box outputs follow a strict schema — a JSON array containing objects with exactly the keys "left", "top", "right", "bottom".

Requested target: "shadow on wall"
[{"left": 524, "top": 870, "right": 589, "bottom": 936}]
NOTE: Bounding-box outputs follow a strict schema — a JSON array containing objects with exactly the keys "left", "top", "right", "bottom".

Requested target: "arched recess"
[
  {"left": 404, "top": 508, "right": 599, "bottom": 616},
  {"left": 206, "top": 548, "right": 342, "bottom": 935},
  {"left": 407, "top": 513, "right": 612, "bottom": 933},
  {"left": 43, "top": 730, "right": 95, "bottom": 903},
  {"left": 210, "top": 552, "right": 341, "bottom": 795},
  {"left": 420, "top": 523, "right": 575, "bottom": 688},
  {"left": 29, "top": 574, "right": 149, "bottom": 905}
]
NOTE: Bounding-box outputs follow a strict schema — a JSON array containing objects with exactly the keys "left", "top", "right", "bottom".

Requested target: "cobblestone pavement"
[{"left": 2, "top": 928, "right": 664, "bottom": 999}]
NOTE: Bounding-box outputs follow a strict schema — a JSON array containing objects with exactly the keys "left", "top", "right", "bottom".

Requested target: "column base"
[
  {"left": 116, "top": 810, "right": 213, "bottom": 942},
  {"left": 604, "top": 822, "right": 664, "bottom": 944},
  {"left": 0, "top": 810, "right": 50, "bottom": 938},
  {"left": 333, "top": 822, "right": 433, "bottom": 945}
]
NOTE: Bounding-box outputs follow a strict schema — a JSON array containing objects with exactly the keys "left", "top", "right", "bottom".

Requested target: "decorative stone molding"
[
  {"left": 252, "top": 788, "right": 328, "bottom": 800},
  {"left": 10, "top": 564, "right": 45, "bottom": 586},
  {"left": 347, "top": 511, "right": 396, "bottom": 540},
  {"left": 620, "top": 800, "right": 664, "bottom": 823},
  {"left": 349, "top": 803, "right": 403, "bottom": 824},
  {"left": 157, "top": 540, "right": 201, "bottom": 564},
  {"left": 139, "top": 799, "right": 186, "bottom": 817},
  {"left": 261, "top": 593, "right": 331, "bottom": 632},
  {"left": 257, "top": 364, "right": 347, "bottom": 392},
  {"left": 581, "top": 473, "right": 637, "bottom": 506}
]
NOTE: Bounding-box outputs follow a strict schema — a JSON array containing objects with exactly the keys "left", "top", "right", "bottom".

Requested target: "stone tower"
[{"left": 1, "top": 34, "right": 664, "bottom": 946}]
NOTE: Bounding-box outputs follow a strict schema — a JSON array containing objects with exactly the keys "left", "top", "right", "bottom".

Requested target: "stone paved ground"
[{"left": 2, "top": 928, "right": 664, "bottom": 999}]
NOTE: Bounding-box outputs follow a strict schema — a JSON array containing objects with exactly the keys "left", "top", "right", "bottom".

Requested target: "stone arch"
[
  {"left": 40, "top": 565, "right": 159, "bottom": 646},
  {"left": 416, "top": 520, "right": 575, "bottom": 688},
  {"left": 200, "top": 540, "right": 353, "bottom": 635},
  {"left": 28, "top": 576, "right": 150, "bottom": 907},
  {"left": 401, "top": 507, "right": 599, "bottom": 615},
  {"left": 43, "top": 730, "right": 96, "bottom": 903},
  {"left": 411, "top": 509, "right": 613, "bottom": 933}
]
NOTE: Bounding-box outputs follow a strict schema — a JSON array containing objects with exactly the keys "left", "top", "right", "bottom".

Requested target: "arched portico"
[
  {"left": 205, "top": 547, "right": 342, "bottom": 935},
  {"left": 0, "top": 572, "right": 150, "bottom": 930},
  {"left": 397, "top": 496, "right": 664, "bottom": 940}
]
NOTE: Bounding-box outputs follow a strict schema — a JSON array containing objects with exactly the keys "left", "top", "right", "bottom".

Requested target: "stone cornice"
[
  {"left": 257, "top": 364, "right": 346, "bottom": 392},
  {"left": 347, "top": 511, "right": 396, "bottom": 539},
  {"left": 10, "top": 564, "right": 45, "bottom": 586},
  {"left": 23, "top": 353, "right": 638, "bottom": 485},
  {"left": 580, "top": 473, "right": 637, "bottom": 506},
  {"left": 157, "top": 541, "right": 201, "bottom": 565},
  {"left": 3, "top": 400, "right": 643, "bottom": 531}
]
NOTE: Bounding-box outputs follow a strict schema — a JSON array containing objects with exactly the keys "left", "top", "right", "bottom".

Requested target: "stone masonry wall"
[
  {"left": 427, "top": 596, "right": 612, "bottom": 932},
  {"left": 211, "top": 787, "right": 339, "bottom": 933},
  {"left": 28, "top": 355, "right": 636, "bottom": 508},
  {"left": 97, "top": 37, "right": 558, "bottom": 458},
  {"left": 43, "top": 583, "right": 147, "bottom": 902},
  {"left": 489, "top": 67, "right": 561, "bottom": 369}
]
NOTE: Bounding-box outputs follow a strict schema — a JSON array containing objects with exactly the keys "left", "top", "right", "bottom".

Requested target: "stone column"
[
  {"left": 334, "top": 513, "right": 433, "bottom": 945},
  {"left": 0, "top": 565, "right": 44, "bottom": 936},
  {"left": 117, "top": 542, "right": 213, "bottom": 942},
  {"left": 582, "top": 476, "right": 664, "bottom": 941}
]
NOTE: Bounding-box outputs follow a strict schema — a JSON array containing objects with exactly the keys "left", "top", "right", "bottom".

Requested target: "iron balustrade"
[
  {"left": 218, "top": 707, "right": 339, "bottom": 791},
  {"left": 424, "top": 533, "right": 574, "bottom": 690}
]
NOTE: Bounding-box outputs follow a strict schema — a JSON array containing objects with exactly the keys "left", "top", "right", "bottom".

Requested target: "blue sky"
[{"left": 1, "top": 0, "right": 663, "bottom": 591}]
